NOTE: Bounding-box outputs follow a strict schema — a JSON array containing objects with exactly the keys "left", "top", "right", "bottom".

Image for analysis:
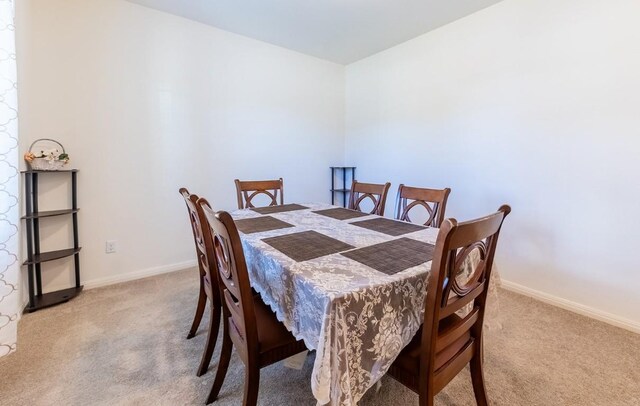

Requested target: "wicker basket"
[{"left": 25, "top": 138, "right": 69, "bottom": 171}]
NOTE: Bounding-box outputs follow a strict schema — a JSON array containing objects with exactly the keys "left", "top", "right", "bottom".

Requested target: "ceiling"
[{"left": 126, "top": 0, "right": 503, "bottom": 65}]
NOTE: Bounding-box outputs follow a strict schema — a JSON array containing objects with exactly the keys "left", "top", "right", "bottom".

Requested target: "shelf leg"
[
  {"left": 74, "top": 253, "right": 81, "bottom": 288},
  {"left": 27, "top": 266, "right": 35, "bottom": 308},
  {"left": 32, "top": 173, "right": 43, "bottom": 295},
  {"left": 343, "top": 169, "right": 347, "bottom": 207},
  {"left": 331, "top": 168, "right": 335, "bottom": 205},
  {"left": 25, "top": 174, "right": 36, "bottom": 306},
  {"left": 32, "top": 175, "right": 40, "bottom": 249},
  {"left": 72, "top": 172, "right": 81, "bottom": 287},
  {"left": 72, "top": 171, "right": 78, "bottom": 210},
  {"left": 35, "top": 264, "right": 42, "bottom": 296}
]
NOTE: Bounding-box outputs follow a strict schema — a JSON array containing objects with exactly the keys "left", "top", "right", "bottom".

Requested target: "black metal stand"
[
  {"left": 330, "top": 166, "right": 356, "bottom": 207},
  {"left": 22, "top": 169, "right": 82, "bottom": 312}
]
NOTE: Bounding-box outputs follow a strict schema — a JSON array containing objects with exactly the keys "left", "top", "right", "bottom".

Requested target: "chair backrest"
[
  {"left": 394, "top": 184, "right": 451, "bottom": 227},
  {"left": 420, "top": 205, "right": 511, "bottom": 389},
  {"left": 348, "top": 180, "right": 391, "bottom": 216},
  {"left": 179, "top": 188, "right": 202, "bottom": 275},
  {"left": 200, "top": 205, "right": 258, "bottom": 359},
  {"left": 235, "top": 178, "right": 284, "bottom": 209},
  {"left": 179, "top": 189, "right": 220, "bottom": 304}
]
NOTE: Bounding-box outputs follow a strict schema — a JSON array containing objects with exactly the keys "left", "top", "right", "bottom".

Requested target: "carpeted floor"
[{"left": 1, "top": 268, "right": 639, "bottom": 405}]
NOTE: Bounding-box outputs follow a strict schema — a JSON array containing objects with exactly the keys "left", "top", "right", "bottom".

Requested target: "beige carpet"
[{"left": 1, "top": 268, "right": 639, "bottom": 405}]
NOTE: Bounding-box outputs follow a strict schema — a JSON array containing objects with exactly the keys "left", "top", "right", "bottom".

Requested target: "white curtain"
[{"left": 0, "top": 0, "right": 19, "bottom": 358}]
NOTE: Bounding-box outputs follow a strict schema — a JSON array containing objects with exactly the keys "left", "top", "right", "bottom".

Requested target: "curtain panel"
[{"left": 0, "top": 0, "right": 19, "bottom": 358}]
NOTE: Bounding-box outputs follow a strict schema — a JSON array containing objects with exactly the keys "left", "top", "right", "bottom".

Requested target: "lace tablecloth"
[{"left": 230, "top": 203, "right": 497, "bottom": 406}]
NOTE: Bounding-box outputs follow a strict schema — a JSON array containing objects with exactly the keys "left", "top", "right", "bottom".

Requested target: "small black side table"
[
  {"left": 330, "top": 166, "right": 356, "bottom": 207},
  {"left": 22, "top": 169, "right": 82, "bottom": 312}
]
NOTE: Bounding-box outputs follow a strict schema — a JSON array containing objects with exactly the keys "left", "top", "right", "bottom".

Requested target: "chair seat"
[
  {"left": 253, "top": 295, "right": 307, "bottom": 366},
  {"left": 394, "top": 314, "right": 471, "bottom": 373}
]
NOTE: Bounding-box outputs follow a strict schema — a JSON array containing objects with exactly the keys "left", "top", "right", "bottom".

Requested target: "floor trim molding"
[
  {"left": 83, "top": 260, "right": 197, "bottom": 290},
  {"left": 29, "top": 264, "right": 640, "bottom": 335},
  {"left": 500, "top": 279, "right": 640, "bottom": 334}
]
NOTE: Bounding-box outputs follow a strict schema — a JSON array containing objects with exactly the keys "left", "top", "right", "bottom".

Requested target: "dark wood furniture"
[
  {"left": 22, "top": 169, "right": 82, "bottom": 312},
  {"left": 179, "top": 189, "right": 222, "bottom": 377},
  {"left": 347, "top": 180, "right": 391, "bottom": 216},
  {"left": 181, "top": 188, "right": 207, "bottom": 341},
  {"left": 235, "top": 178, "right": 284, "bottom": 209},
  {"left": 386, "top": 205, "right": 510, "bottom": 406},
  {"left": 330, "top": 166, "right": 356, "bottom": 207},
  {"left": 200, "top": 204, "right": 307, "bottom": 406},
  {"left": 395, "top": 185, "right": 451, "bottom": 227}
]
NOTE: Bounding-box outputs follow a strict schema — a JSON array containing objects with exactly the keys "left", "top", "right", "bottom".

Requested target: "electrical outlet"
[{"left": 105, "top": 240, "right": 117, "bottom": 254}]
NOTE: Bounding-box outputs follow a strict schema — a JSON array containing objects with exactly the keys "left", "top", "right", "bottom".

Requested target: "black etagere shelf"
[
  {"left": 330, "top": 166, "right": 356, "bottom": 207},
  {"left": 22, "top": 169, "right": 82, "bottom": 312}
]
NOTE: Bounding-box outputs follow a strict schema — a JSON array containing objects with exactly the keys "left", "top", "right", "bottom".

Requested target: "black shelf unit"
[
  {"left": 330, "top": 166, "right": 356, "bottom": 207},
  {"left": 22, "top": 169, "right": 82, "bottom": 312}
]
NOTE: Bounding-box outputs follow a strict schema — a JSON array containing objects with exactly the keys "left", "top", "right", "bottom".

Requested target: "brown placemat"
[
  {"left": 251, "top": 204, "right": 308, "bottom": 215},
  {"left": 235, "top": 216, "right": 294, "bottom": 234},
  {"left": 262, "top": 230, "right": 354, "bottom": 262},
  {"left": 341, "top": 238, "right": 435, "bottom": 275},
  {"left": 350, "top": 217, "right": 426, "bottom": 236},
  {"left": 313, "top": 207, "right": 370, "bottom": 220}
]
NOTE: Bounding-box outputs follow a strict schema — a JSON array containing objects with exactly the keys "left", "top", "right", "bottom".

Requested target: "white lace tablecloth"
[{"left": 230, "top": 203, "right": 497, "bottom": 406}]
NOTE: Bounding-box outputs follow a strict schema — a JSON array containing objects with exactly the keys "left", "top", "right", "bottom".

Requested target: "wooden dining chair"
[
  {"left": 235, "top": 178, "right": 284, "bottom": 209},
  {"left": 179, "top": 188, "right": 222, "bottom": 377},
  {"left": 200, "top": 203, "right": 307, "bottom": 406},
  {"left": 386, "top": 205, "right": 511, "bottom": 406},
  {"left": 348, "top": 180, "right": 391, "bottom": 216},
  {"left": 395, "top": 185, "right": 451, "bottom": 227}
]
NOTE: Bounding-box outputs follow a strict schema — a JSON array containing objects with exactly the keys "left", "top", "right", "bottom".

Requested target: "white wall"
[
  {"left": 346, "top": 0, "right": 640, "bottom": 326},
  {"left": 16, "top": 0, "right": 345, "bottom": 292},
  {"left": 16, "top": 0, "right": 640, "bottom": 330}
]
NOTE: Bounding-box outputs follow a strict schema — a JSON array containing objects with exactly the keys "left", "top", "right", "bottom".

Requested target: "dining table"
[{"left": 229, "top": 202, "right": 497, "bottom": 406}]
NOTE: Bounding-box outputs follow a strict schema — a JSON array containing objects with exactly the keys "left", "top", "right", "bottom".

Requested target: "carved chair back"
[
  {"left": 420, "top": 205, "right": 510, "bottom": 393},
  {"left": 348, "top": 180, "right": 391, "bottom": 216},
  {"left": 179, "top": 189, "right": 219, "bottom": 303},
  {"left": 180, "top": 188, "right": 203, "bottom": 277},
  {"left": 201, "top": 205, "right": 258, "bottom": 360},
  {"left": 235, "top": 178, "right": 284, "bottom": 209},
  {"left": 395, "top": 185, "right": 451, "bottom": 227}
]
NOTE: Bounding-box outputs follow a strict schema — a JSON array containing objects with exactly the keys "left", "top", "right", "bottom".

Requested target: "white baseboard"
[
  {"left": 500, "top": 279, "right": 640, "bottom": 334},
  {"left": 83, "top": 260, "right": 197, "bottom": 290},
  {"left": 28, "top": 264, "right": 640, "bottom": 336}
]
